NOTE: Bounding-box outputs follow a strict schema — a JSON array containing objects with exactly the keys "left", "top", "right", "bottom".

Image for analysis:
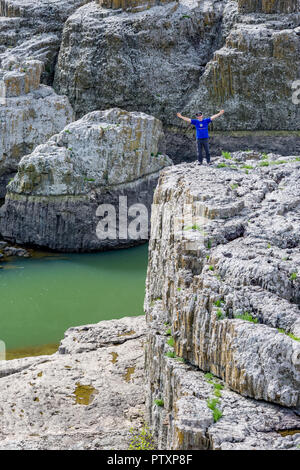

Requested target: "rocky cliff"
[
  {"left": 0, "top": 0, "right": 299, "bottom": 166},
  {"left": 0, "top": 59, "right": 73, "bottom": 197},
  {"left": 144, "top": 151, "right": 300, "bottom": 449},
  {"left": 0, "top": 108, "right": 172, "bottom": 251},
  {"left": 0, "top": 316, "right": 147, "bottom": 450},
  {"left": 53, "top": 0, "right": 300, "bottom": 161}
]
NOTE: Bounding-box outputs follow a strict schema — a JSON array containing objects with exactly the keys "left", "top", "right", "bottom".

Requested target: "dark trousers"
[{"left": 197, "top": 138, "right": 210, "bottom": 163}]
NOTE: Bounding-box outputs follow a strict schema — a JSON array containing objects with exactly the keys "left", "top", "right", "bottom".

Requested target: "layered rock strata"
[
  {"left": 0, "top": 108, "right": 172, "bottom": 251},
  {"left": 53, "top": 0, "right": 300, "bottom": 160},
  {"left": 98, "top": 0, "right": 174, "bottom": 13},
  {"left": 0, "top": 59, "right": 74, "bottom": 197},
  {"left": 144, "top": 151, "right": 300, "bottom": 448},
  {"left": 0, "top": 0, "right": 93, "bottom": 83}
]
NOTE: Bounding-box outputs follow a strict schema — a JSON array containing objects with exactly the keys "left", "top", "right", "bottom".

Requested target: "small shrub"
[
  {"left": 214, "top": 383, "right": 224, "bottom": 391},
  {"left": 261, "top": 153, "right": 268, "bottom": 159},
  {"left": 207, "top": 398, "right": 219, "bottom": 410},
  {"left": 204, "top": 372, "right": 214, "bottom": 381},
  {"left": 259, "top": 161, "right": 269, "bottom": 167},
  {"left": 214, "top": 389, "right": 222, "bottom": 398},
  {"left": 154, "top": 399, "right": 164, "bottom": 407},
  {"left": 165, "top": 328, "right": 171, "bottom": 336},
  {"left": 175, "top": 356, "right": 186, "bottom": 363},
  {"left": 234, "top": 312, "right": 258, "bottom": 323},
  {"left": 230, "top": 183, "right": 239, "bottom": 190},
  {"left": 290, "top": 272, "right": 297, "bottom": 281},
  {"left": 216, "top": 309, "right": 224, "bottom": 320},
  {"left": 212, "top": 408, "right": 223, "bottom": 423},
  {"left": 128, "top": 425, "right": 156, "bottom": 450},
  {"left": 222, "top": 151, "right": 232, "bottom": 159},
  {"left": 84, "top": 178, "right": 95, "bottom": 182},
  {"left": 242, "top": 164, "right": 253, "bottom": 170},
  {"left": 167, "top": 337, "right": 175, "bottom": 348},
  {"left": 217, "top": 163, "right": 227, "bottom": 168},
  {"left": 278, "top": 328, "right": 300, "bottom": 342},
  {"left": 209, "top": 265, "right": 214, "bottom": 271},
  {"left": 165, "top": 351, "right": 176, "bottom": 358}
]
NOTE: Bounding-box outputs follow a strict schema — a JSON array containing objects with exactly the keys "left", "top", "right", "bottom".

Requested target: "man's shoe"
[{"left": 197, "top": 161, "right": 202, "bottom": 165}]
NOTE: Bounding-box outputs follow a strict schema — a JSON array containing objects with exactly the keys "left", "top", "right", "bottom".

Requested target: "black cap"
[{"left": 195, "top": 111, "right": 203, "bottom": 116}]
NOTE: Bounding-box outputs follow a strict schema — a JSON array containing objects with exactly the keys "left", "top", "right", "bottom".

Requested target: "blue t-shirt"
[{"left": 191, "top": 118, "right": 212, "bottom": 139}]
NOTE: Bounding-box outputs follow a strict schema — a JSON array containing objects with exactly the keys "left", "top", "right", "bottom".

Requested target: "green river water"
[{"left": 0, "top": 244, "right": 148, "bottom": 356}]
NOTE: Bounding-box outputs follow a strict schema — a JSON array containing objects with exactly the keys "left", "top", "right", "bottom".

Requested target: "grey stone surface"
[
  {"left": 0, "top": 316, "right": 147, "bottom": 450},
  {"left": 53, "top": 0, "right": 300, "bottom": 160},
  {"left": 0, "top": 59, "right": 74, "bottom": 197},
  {"left": 145, "top": 318, "right": 300, "bottom": 450},
  {"left": 1, "top": 314, "right": 299, "bottom": 450},
  {"left": 0, "top": 0, "right": 93, "bottom": 83},
  {"left": 144, "top": 152, "right": 300, "bottom": 424},
  {"left": 0, "top": 108, "right": 172, "bottom": 251}
]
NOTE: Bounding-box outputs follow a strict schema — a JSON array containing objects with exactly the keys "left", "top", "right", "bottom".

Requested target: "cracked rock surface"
[
  {"left": 0, "top": 316, "right": 146, "bottom": 450},
  {"left": 144, "top": 151, "right": 300, "bottom": 448}
]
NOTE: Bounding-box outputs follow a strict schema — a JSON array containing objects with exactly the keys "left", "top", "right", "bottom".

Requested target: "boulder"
[{"left": 0, "top": 108, "right": 172, "bottom": 251}]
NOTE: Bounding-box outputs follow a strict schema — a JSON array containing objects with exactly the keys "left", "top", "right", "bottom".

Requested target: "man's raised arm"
[
  {"left": 177, "top": 112, "right": 191, "bottom": 123},
  {"left": 210, "top": 109, "right": 225, "bottom": 120}
]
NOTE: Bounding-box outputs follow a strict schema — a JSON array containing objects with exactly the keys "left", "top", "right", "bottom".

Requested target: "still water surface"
[{"left": 0, "top": 244, "right": 148, "bottom": 353}]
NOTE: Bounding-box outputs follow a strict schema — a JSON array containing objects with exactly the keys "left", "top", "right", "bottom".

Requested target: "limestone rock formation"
[
  {"left": 0, "top": 0, "right": 93, "bottom": 83},
  {"left": 0, "top": 59, "right": 74, "bottom": 197},
  {"left": 144, "top": 151, "right": 300, "bottom": 448},
  {"left": 0, "top": 314, "right": 299, "bottom": 450},
  {"left": 0, "top": 108, "right": 172, "bottom": 251},
  {"left": 0, "top": 316, "right": 147, "bottom": 450},
  {"left": 98, "top": 0, "right": 174, "bottom": 13},
  {"left": 53, "top": 0, "right": 300, "bottom": 161}
]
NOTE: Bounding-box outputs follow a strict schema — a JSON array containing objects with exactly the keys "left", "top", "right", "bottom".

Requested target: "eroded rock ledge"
[{"left": 144, "top": 151, "right": 300, "bottom": 449}]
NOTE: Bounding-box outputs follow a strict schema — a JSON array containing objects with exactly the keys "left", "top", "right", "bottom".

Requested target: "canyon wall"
[
  {"left": 144, "top": 151, "right": 300, "bottom": 449},
  {"left": 53, "top": 0, "right": 300, "bottom": 161}
]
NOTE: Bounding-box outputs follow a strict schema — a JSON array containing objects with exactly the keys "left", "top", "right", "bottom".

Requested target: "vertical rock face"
[
  {"left": 98, "top": 0, "right": 174, "bottom": 13},
  {"left": 0, "top": 59, "right": 74, "bottom": 197},
  {"left": 53, "top": 1, "right": 230, "bottom": 123},
  {"left": 53, "top": 0, "right": 300, "bottom": 161},
  {"left": 144, "top": 151, "right": 300, "bottom": 449},
  {"left": 238, "top": 0, "right": 300, "bottom": 14},
  {"left": 0, "top": 108, "right": 172, "bottom": 251},
  {"left": 0, "top": 1, "right": 93, "bottom": 84}
]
